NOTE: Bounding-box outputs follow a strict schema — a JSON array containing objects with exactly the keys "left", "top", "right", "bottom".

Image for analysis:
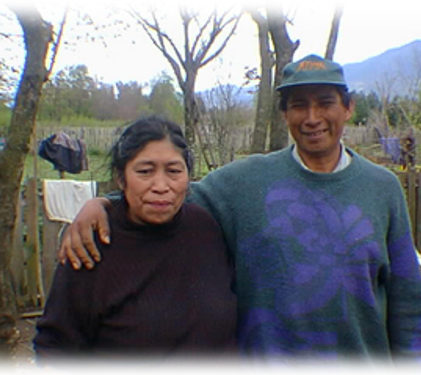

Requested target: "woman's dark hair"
[
  {"left": 279, "top": 85, "right": 353, "bottom": 111},
  {"left": 111, "top": 116, "right": 193, "bottom": 186}
]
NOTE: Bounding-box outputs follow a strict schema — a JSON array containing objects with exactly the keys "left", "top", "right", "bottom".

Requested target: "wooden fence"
[
  {"left": 396, "top": 169, "right": 421, "bottom": 250},
  {"left": 35, "top": 124, "right": 378, "bottom": 153},
  {"left": 36, "top": 126, "right": 124, "bottom": 152},
  {"left": 10, "top": 179, "right": 115, "bottom": 314},
  {"left": 11, "top": 170, "right": 421, "bottom": 314}
]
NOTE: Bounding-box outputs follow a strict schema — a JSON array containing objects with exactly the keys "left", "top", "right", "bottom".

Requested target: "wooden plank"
[
  {"left": 24, "top": 177, "right": 45, "bottom": 308},
  {"left": 417, "top": 173, "right": 421, "bottom": 252},
  {"left": 41, "top": 210, "right": 62, "bottom": 297},
  {"left": 407, "top": 169, "right": 417, "bottom": 239},
  {"left": 10, "top": 188, "right": 27, "bottom": 309}
]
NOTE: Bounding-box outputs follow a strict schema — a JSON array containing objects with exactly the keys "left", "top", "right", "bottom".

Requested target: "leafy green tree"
[
  {"left": 55, "top": 64, "right": 96, "bottom": 118},
  {"left": 116, "top": 81, "right": 148, "bottom": 121},
  {"left": 90, "top": 82, "right": 118, "bottom": 121},
  {"left": 38, "top": 64, "right": 96, "bottom": 121},
  {"left": 0, "top": 103, "right": 11, "bottom": 131},
  {"left": 352, "top": 91, "right": 381, "bottom": 125},
  {"left": 149, "top": 73, "right": 183, "bottom": 123}
]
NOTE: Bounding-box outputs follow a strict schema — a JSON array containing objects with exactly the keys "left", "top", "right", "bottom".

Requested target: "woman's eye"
[
  {"left": 168, "top": 169, "right": 182, "bottom": 174},
  {"left": 136, "top": 169, "right": 152, "bottom": 175}
]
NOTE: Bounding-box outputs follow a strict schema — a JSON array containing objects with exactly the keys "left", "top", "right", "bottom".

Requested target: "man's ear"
[
  {"left": 280, "top": 109, "right": 288, "bottom": 125},
  {"left": 345, "top": 98, "right": 356, "bottom": 122},
  {"left": 281, "top": 111, "right": 287, "bottom": 121}
]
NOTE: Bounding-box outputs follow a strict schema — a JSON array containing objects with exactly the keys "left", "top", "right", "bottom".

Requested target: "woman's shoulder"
[
  {"left": 183, "top": 203, "right": 221, "bottom": 228},
  {"left": 183, "top": 202, "right": 216, "bottom": 219}
]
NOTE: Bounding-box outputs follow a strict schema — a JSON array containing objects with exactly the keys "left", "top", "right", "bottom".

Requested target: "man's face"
[{"left": 284, "top": 84, "right": 353, "bottom": 165}]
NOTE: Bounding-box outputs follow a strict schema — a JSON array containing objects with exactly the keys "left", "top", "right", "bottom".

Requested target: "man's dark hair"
[{"left": 110, "top": 115, "right": 193, "bottom": 186}]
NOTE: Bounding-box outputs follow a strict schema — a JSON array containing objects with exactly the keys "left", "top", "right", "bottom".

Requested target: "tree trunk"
[
  {"left": 250, "top": 11, "right": 273, "bottom": 154},
  {"left": 268, "top": 9, "right": 299, "bottom": 151},
  {"left": 183, "top": 75, "right": 198, "bottom": 149},
  {"left": 325, "top": 6, "right": 343, "bottom": 60},
  {"left": 0, "top": 7, "right": 52, "bottom": 354}
]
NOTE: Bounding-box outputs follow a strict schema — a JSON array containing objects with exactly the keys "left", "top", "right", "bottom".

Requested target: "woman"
[{"left": 34, "top": 116, "right": 237, "bottom": 357}]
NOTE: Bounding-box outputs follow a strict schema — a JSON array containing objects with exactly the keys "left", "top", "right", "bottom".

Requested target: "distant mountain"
[
  {"left": 343, "top": 40, "right": 421, "bottom": 96},
  {"left": 199, "top": 41, "right": 421, "bottom": 104},
  {"left": 198, "top": 84, "right": 255, "bottom": 107}
]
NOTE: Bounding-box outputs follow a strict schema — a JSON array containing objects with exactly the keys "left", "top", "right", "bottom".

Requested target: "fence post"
[
  {"left": 10, "top": 188, "right": 26, "bottom": 309},
  {"left": 24, "top": 177, "right": 45, "bottom": 308},
  {"left": 407, "top": 169, "right": 417, "bottom": 238},
  {"left": 417, "top": 173, "right": 421, "bottom": 252},
  {"left": 41, "top": 209, "right": 62, "bottom": 297}
]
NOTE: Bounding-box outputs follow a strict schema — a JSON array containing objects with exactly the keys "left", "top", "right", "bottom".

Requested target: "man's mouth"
[{"left": 301, "top": 129, "right": 328, "bottom": 137}]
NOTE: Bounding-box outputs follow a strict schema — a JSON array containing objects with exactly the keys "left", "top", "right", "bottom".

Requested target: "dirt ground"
[{"left": 12, "top": 317, "right": 37, "bottom": 365}]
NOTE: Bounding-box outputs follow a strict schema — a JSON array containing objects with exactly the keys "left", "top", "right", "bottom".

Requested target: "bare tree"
[
  {"left": 375, "top": 73, "right": 399, "bottom": 134},
  {"left": 198, "top": 83, "right": 252, "bottom": 168},
  {"left": 129, "top": 6, "right": 241, "bottom": 148},
  {"left": 325, "top": 6, "right": 343, "bottom": 60},
  {"left": 267, "top": 6, "right": 299, "bottom": 151},
  {"left": 247, "top": 5, "right": 299, "bottom": 153},
  {"left": 248, "top": 9, "right": 273, "bottom": 153},
  {"left": 0, "top": 5, "right": 53, "bottom": 353}
]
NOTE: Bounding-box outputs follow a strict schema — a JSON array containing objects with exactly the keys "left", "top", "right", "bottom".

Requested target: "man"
[{"left": 60, "top": 55, "right": 421, "bottom": 358}]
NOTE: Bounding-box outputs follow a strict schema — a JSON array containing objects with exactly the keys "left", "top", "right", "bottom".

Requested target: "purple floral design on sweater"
[{"left": 238, "top": 179, "right": 384, "bottom": 353}]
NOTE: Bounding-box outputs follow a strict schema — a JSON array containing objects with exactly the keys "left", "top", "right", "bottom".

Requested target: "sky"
[{"left": 1, "top": 0, "right": 421, "bottom": 93}]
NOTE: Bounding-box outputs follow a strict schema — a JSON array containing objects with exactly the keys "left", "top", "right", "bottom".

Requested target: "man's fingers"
[
  {"left": 65, "top": 246, "right": 82, "bottom": 270},
  {"left": 97, "top": 213, "right": 111, "bottom": 246},
  {"left": 57, "top": 225, "right": 70, "bottom": 265},
  {"left": 56, "top": 197, "right": 111, "bottom": 270},
  {"left": 70, "top": 224, "right": 95, "bottom": 270},
  {"left": 83, "top": 229, "right": 102, "bottom": 263}
]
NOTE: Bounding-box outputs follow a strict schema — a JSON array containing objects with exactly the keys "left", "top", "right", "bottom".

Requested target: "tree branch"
[
  {"left": 200, "top": 13, "right": 241, "bottom": 68},
  {"left": 129, "top": 8, "right": 186, "bottom": 89},
  {"left": 46, "top": 6, "right": 68, "bottom": 81}
]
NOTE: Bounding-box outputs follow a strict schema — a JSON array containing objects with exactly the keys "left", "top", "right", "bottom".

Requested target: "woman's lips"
[{"left": 147, "top": 201, "right": 172, "bottom": 210}]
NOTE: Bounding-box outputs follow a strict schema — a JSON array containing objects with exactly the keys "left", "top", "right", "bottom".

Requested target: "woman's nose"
[{"left": 151, "top": 173, "right": 170, "bottom": 192}]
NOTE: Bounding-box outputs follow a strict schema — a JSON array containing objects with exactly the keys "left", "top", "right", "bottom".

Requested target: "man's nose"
[{"left": 305, "top": 103, "right": 322, "bottom": 124}]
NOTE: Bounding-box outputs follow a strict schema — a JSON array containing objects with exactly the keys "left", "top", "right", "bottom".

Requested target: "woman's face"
[{"left": 121, "top": 138, "right": 189, "bottom": 225}]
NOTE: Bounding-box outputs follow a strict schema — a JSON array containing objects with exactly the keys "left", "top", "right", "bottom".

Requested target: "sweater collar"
[
  {"left": 110, "top": 194, "right": 185, "bottom": 236},
  {"left": 291, "top": 142, "right": 352, "bottom": 173}
]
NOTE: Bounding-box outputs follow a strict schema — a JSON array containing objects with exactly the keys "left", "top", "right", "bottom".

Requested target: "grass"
[
  {"left": 38, "top": 117, "right": 124, "bottom": 128},
  {"left": 23, "top": 150, "right": 111, "bottom": 183}
]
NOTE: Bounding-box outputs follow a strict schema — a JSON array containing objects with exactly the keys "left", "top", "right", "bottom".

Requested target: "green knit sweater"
[{"left": 190, "top": 145, "right": 421, "bottom": 358}]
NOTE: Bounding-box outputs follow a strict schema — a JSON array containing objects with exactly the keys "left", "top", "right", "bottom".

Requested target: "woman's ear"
[{"left": 115, "top": 172, "right": 125, "bottom": 190}]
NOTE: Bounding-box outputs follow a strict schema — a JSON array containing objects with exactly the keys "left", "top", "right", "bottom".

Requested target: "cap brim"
[{"left": 276, "top": 81, "right": 348, "bottom": 91}]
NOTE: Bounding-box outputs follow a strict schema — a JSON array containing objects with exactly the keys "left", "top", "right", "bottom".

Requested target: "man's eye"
[
  {"left": 289, "top": 102, "right": 306, "bottom": 109},
  {"left": 320, "top": 99, "right": 336, "bottom": 107}
]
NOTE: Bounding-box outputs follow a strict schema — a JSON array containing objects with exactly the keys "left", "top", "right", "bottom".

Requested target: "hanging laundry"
[
  {"left": 42, "top": 179, "right": 97, "bottom": 223},
  {"left": 38, "top": 132, "right": 88, "bottom": 174}
]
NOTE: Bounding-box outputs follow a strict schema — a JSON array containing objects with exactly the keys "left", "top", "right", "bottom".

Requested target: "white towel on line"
[{"left": 43, "top": 179, "right": 97, "bottom": 223}]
